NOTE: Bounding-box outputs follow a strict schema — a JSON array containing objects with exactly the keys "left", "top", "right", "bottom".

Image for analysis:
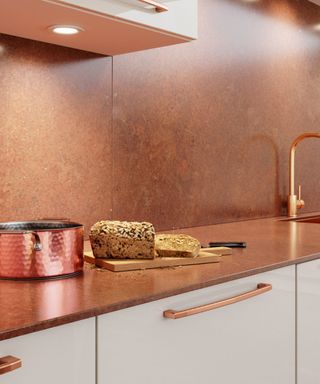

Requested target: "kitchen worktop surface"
[{"left": 1, "top": 215, "right": 320, "bottom": 341}]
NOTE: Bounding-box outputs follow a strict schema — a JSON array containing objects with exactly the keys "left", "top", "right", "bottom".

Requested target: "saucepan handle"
[
  {"left": 0, "top": 230, "right": 42, "bottom": 252},
  {"left": 24, "top": 231, "right": 42, "bottom": 251}
]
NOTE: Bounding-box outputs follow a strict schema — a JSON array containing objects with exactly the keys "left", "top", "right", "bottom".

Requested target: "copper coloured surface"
[{"left": 1, "top": 217, "right": 320, "bottom": 341}]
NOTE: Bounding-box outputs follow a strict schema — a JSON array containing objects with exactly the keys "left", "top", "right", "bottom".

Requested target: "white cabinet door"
[
  {"left": 0, "top": 318, "right": 95, "bottom": 384},
  {"left": 98, "top": 266, "right": 295, "bottom": 384},
  {"left": 297, "top": 259, "right": 320, "bottom": 384},
  {"left": 48, "top": 0, "right": 197, "bottom": 39}
]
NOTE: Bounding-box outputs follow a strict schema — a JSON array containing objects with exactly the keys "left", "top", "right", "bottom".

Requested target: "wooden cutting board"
[{"left": 84, "top": 247, "right": 232, "bottom": 272}]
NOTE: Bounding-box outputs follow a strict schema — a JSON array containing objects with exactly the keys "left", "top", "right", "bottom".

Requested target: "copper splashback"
[
  {"left": 0, "top": 34, "right": 112, "bottom": 237},
  {"left": 2, "top": 0, "right": 320, "bottom": 233}
]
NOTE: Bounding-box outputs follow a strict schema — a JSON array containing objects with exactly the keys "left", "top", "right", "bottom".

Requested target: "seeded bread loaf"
[
  {"left": 155, "top": 234, "right": 201, "bottom": 258},
  {"left": 90, "top": 220, "right": 156, "bottom": 259}
]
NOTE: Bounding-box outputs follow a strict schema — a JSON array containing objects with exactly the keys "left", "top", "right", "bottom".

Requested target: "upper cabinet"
[{"left": 0, "top": 0, "right": 197, "bottom": 55}]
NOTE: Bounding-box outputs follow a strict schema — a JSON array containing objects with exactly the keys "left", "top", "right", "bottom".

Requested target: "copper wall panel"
[
  {"left": 0, "top": 34, "right": 112, "bottom": 235},
  {"left": 2, "top": 0, "right": 320, "bottom": 235},
  {"left": 112, "top": 0, "right": 320, "bottom": 230}
]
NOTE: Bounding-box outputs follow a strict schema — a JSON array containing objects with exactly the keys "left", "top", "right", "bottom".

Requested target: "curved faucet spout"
[{"left": 288, "top": 132, "right": 320, "bottom": 217}]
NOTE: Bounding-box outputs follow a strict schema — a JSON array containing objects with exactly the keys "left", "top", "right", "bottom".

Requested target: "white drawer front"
[
  {"left": 98, "top": 266, "right": 295, "bottom": 384},
  {"left": 297, "top": 259, "right": 320, "bottom": 384},
  {"left": 0, "top": 318, "right": 95, "bottom": 384}
]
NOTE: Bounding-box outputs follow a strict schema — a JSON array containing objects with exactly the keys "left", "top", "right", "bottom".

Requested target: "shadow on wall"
[
  {"left": 198, "top": 133, "right": 281, "bottom": 223},
  {"left": 0, "top": 33, "right": 106, "bottom": 65},
  {"left": 249, "top": 133, "right": 281, "bottom": 213}
]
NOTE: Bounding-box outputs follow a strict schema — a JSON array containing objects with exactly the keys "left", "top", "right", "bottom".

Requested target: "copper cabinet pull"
[
  {"left": 163, "top": 283, "right": 272, "bottom": 319},
  {"left": 138, "top": 0, "right": 168, "bottom": 12},
  {"left": 0, "top": 356, "right": 22, "bottom": 375}
]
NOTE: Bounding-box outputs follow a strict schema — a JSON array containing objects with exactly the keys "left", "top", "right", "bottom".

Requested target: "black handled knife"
[{"left": 207, "top": 242, "right": 247, "bottom": 248}]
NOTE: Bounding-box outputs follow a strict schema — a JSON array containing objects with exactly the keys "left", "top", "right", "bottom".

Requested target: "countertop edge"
[{"left": 1, "top": 251, "right": 319, "bottom": 342}]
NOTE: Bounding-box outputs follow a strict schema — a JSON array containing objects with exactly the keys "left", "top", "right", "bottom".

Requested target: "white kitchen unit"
[
  {"left": 0, "top": 318, "right": 95, "bottom": 384},
  {"left": 0, "top": 0, "right": 197, "bottom": 55},
  {"left": 98, "top": 266, "right": 295, "bottom": 384},
  {"left": 297, "top": 259, "right": 320, "bottom": 384}
]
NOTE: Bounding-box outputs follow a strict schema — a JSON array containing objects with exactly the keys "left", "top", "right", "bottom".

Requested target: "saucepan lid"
[{"left": 0, "top": 220, "right": 83, "bottom": 232}]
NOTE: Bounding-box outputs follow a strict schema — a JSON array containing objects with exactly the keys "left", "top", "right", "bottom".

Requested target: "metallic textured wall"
[
  {"left": 112, "top": 0, "right": 320, "bottom": 229},
  {"left": 0, "top": 35, "right": 113, "bottom": 233},
  {"left": 1, "top": 0, "right": 320, "bottom": 235}
]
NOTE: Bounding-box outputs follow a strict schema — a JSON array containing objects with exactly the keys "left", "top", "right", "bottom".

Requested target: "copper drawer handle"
[
  {"left": 163, "top": 283, "right": 272, "bottom": 319},
  {"left": 138, "top": 0, "right": 168, "bottom": 12},
  {"left": 0, "top": 356, "right": 22, "bottom": 375}
]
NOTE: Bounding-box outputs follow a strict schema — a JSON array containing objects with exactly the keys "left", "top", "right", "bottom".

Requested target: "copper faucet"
[{"left": 287, "top": 132, "right": 320, "bottom": 217}]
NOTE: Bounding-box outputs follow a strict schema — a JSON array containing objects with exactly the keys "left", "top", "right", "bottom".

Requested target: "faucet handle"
[{"left": 297, "top": 184, "right": 305, "bottom": 209}]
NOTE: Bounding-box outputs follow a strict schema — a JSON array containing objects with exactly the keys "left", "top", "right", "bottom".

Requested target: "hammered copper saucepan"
[{"left": 0, "top": 220, "right": 84, "bottom": 279}]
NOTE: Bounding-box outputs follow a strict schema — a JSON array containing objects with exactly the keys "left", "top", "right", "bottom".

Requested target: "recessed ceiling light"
[{"left": 49, "top": 25, "right": 84, "bottom": 35}]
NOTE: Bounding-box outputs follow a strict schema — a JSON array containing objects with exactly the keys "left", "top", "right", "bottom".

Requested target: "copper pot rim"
[{"left": 0, "top": 220, "right": 83, "bottom": 233}]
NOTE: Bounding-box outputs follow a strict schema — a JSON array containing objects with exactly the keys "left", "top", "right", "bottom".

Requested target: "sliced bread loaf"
[{"left": 155, "top": 234, "right": 201, "bottom": 258}]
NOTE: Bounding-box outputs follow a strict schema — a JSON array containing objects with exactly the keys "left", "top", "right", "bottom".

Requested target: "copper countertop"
[{"left": 1, "top": 216, "right": 320, "bottom": 341}]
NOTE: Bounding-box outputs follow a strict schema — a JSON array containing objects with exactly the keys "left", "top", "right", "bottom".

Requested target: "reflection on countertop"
[{"left": 1, "top": 214, "right": 320, "bottom": 341}]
